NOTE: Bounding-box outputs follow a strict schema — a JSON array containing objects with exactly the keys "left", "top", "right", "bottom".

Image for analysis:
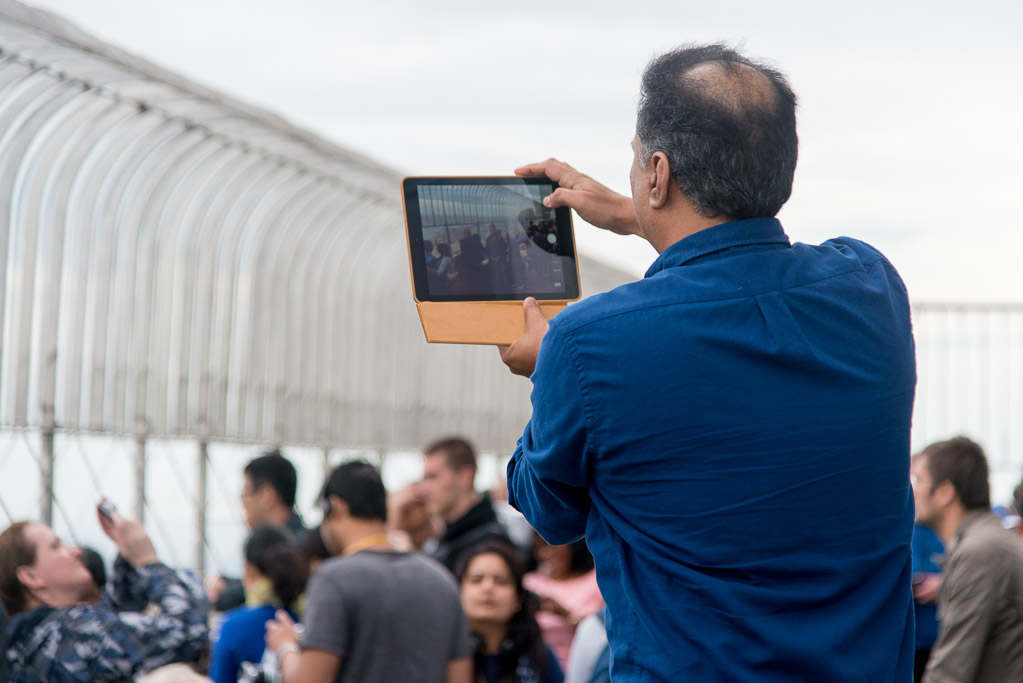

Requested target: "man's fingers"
[
  {"left": 275, "top": 609, "right": 294, "bottom": 626},
  {"left": 522, "top": 297, "right": 548, "bottom": 331},
  {"left": 514, "top": 162, "right": 545, "bottom": 177},
  {"left": 515, "top": 158, "right": 574, "bottom": 182},
  {"left": 543, "top": 187, "right": 584, "bottom": 209}
]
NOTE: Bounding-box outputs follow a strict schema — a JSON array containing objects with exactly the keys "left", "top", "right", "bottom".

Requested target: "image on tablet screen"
[{"left": 417, "top": 183, "right": 570, "bottom": 298}]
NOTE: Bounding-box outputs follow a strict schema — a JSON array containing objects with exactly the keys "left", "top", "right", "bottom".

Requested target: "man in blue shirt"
[{"left": 501, "top": 44, "right": 916, "bottom": 681}]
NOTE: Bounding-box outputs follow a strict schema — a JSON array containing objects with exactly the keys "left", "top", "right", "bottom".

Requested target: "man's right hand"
[
  {"left": 515, "top": 159, "right": 639, "bottom": 237},
  {"left": 98, "top": 506, "right": 158, "bottom": 568},
  {"left": 498, "top": 297, "right": 550, "bottom": 377}
]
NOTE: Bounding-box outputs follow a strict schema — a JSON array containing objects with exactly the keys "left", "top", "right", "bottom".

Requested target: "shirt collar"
[
  {"left": 644, "top": 217, "right": 790, "bottom": 278},
  {"left": 945, "top": 509, "right": 997, "bottom": 557}
]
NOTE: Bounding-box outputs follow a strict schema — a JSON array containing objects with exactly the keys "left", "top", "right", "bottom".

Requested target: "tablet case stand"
[{"left": 416, "top": 301, "right": 567, "bottom": 345}]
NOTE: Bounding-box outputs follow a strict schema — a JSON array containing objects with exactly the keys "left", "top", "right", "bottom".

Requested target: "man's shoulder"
[
  {"left": 549, "top": 280, "right": 655, "bottom": 336},
  {"left": 954, "top": 516, "right": 1023, "bottom": 567},
  {"left": 552, "top": 235, "right": 902, "bottom": 337},
  {"left": 319, "top": 551, "right": 455, "bottom": 585}
]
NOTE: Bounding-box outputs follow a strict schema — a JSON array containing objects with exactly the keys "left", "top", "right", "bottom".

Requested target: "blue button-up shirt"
[{"left": 508, "top": 217, "right": 916, "bottom": 682}]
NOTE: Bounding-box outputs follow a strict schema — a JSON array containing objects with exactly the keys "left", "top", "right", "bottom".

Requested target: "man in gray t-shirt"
[
  {"left": 266, "top": 461, "right": 472, "bottom": 683},
  {"left": 304, "top": 551, "right": 470, "bottom": 682}
]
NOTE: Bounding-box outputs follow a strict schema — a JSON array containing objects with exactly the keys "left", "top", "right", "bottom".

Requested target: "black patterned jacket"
[{"left": 3, "top": 556, "right": 209, "bottom": 682}]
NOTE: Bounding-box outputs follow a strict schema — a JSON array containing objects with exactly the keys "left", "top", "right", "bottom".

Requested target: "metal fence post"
[
  {"left": 134, "top": 431, "right": 147, "bottom": 522},
  {"left": 40, "top": 425, "right": 55, "bottom": 526},
  {"left": 197, "top": 439, "right": 208, "bottom": 575}
]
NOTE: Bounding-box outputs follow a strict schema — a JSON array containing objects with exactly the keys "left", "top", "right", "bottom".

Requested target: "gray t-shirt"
[{"left": 301, "top": 550, "right": 471, "bottom": 682}]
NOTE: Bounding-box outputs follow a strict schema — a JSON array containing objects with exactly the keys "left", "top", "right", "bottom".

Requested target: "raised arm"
[
  {"left": 505, "top": 319, "right": 592, "bottom": 543},
  {"left": 95, "top": 509, "right": 209, "bottom": 674},
  {"left": 515, "top": 159, "right": 639, "bottom": 237}
]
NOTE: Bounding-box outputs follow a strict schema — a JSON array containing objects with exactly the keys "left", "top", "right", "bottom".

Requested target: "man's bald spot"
[{"left": 681, "top": 61, "right": 778, "bottom": 121}]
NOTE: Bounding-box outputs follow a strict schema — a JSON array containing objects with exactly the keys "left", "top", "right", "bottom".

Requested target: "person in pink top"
[{"left": 523, "top": 535, "right": 604, "bottom": 671}]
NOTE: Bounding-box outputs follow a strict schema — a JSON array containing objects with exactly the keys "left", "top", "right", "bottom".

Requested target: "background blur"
[{"left": 1, "top": 0, "right": 1020, "bottom": 577}]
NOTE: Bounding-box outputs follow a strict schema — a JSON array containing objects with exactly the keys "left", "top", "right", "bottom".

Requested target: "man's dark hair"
[
  {"left": 244, "top": 450, "right": 297, "bottom": 507},
  {"left": 922, "top": 436, "right": 991, "bottom": 510},
  {"left": 425, "top": 436, "right": 478, "bottom": 476},
  {"left": 321, "top": 460, "right": 388, "bottom": 522},
  {"left": 636, "top": 43, "right": 798, "bottom": 219}
]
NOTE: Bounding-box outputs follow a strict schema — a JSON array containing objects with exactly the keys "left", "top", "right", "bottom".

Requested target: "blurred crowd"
[
  {"left": 0, "top": 438, "right": 611, "bottom": 682},
  {"left": 425, "top": 221, "right": 566, "bottom": 297},
  {"left": 3, "top": 435, "right": 1022, "bottom": 682}
]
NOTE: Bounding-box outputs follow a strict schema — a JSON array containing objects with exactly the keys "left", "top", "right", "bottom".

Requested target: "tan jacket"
[{"left": 924, "top": 511, "right": 1023, "bottom": 683}]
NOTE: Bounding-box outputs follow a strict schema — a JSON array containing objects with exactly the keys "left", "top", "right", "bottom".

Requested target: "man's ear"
[
  {"left": 933, "top": 480, "right": 958, "bottom": 508},
  {"left": 16, "top": 565, "right": 43, "bottom": 592},
  {"left": 648, "top": 151, "right": 672, "bottom": 209},
  {"left": 258, "top": 484, "right": 281, "bottom": 509},
  {"left": 458, "top": 466, "right": 476, "bottom": 492},
  {"left": 327, "top": 495, "right": 350, "bottom": 520}
]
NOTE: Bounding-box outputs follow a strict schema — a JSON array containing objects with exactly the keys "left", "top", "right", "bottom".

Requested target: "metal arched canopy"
[{"left": 0, "top": 1, "right": 636, "bottom": 454}]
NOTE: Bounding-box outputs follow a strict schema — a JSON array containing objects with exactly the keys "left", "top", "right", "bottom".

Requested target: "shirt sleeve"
[
  {"left": 923, "top": 549, "right": 1003, "bottom": 683},
  {"left": 53, "top": 561, "right": 209, "bottom": 679},
  {"left": 300, "top": 568, "right": 348, "bottom": 657},
  {"left": 546, "top": 644, "right": 566, "bottom": 683},
  {"left": 448, "top": 590, "right": 473, "bottom": 660},
  {"left": 507, "top": 320, "right": 593, "bottom": 544}
]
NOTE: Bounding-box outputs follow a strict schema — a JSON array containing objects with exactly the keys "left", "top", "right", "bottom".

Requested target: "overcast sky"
[{"left": 26, "top": 0, "right": 1023, "bottom": 301}]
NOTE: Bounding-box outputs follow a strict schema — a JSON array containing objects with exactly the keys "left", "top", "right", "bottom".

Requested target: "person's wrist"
[
  {"left": 277, "top": 642, "right": 301, "bottom": 661},
  {"left": 614, "top": 196, "right": 639, "bottom": 235},
  {"left": 126, "top": 551, "right": 158, "bottom": 568}
]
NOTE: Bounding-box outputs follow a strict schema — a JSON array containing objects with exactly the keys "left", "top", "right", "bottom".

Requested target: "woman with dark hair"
[
  {"left": 208, "top": 525, "right": 307, "bottom": 683},
  {"left": 524, "top": 535, "right": 603, "bottom": 671},
  {"left": 457, "top": 540, "right": 563, "bottom": 683}
]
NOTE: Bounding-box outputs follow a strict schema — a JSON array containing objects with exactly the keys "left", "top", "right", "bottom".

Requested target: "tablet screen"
[{"left": 403, "top": 177, "right": 580, "bottom": 302}]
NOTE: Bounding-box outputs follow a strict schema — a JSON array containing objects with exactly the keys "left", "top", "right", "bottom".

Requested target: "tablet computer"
[{"left": 402, "top": 176, "right": 581, "bottom": 344}]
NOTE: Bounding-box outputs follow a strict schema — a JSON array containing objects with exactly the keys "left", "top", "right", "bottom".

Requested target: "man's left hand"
[
  {"left": 912, "top": 573, "right": 942, "bottom": 604},
  {"left": 498, "top": 297, "right": 550, "bottom": 377},
  {"left": 266, "top": 609, "right": 299, "bottom": 653}
]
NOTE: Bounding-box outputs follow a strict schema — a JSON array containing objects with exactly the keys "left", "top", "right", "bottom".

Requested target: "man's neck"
[
  {"left": 263, "top": 505, "right": 294, "bottom": 528},
  {"left": 936, "top": 505, "right": 968, "bottom": 546},
  {"left": 339, "top": 520, "right": 391, "bottom": 554},
  {"left": 644, "top": 203, "right": 730, "bottom": 254},
  {"left": 445, "top": 490, "right": 483, "bottom": 525}
]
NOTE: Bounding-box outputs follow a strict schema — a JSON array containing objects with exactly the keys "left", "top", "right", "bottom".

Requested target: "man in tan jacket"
[{"left": 913, "top": 437, "right": 1023, "bottom": 683}]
